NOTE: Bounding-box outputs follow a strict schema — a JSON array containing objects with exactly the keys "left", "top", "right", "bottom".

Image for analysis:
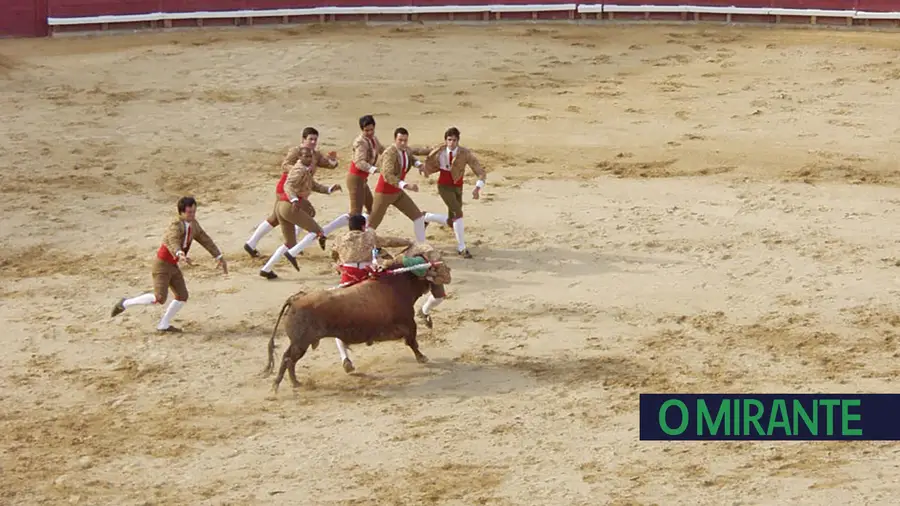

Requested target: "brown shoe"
[
  {"left": 157, "top": 326, "right": 182, "bottom": 334},
  {"left": 111, "top": 298, "right": 126, "bottom": 317}
]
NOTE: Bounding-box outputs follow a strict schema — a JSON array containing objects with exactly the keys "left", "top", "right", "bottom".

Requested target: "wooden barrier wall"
[{"left": 1, "top": 1, "right": 900, "bottom": 38}]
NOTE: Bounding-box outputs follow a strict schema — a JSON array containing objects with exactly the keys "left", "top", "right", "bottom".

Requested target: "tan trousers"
[
  {"left": 368, "top": 190, "right": 423, "bottom": 230},
  {"left": 438, "top": 184, "right": 464, "bottom": 222},
  {"left": 346, "top": 172, "right": 374, "bottom": 216},
  {"left": 274, "top": 200, "right": 322, "bottom": 247},
  {"left": 152, "top": 258, "right": 187, "bottom": 303},
  {"left": 268, "top": 196, "right": 316, "bottom": 226}
]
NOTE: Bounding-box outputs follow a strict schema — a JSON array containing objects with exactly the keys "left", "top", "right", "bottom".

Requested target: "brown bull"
[{"left": 263, "top": 269, "right": 434, "bottom": 393}]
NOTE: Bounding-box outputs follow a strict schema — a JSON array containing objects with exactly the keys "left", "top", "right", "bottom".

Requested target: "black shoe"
[
  {"left": 259, "top": 270, "right": 277, "bottom": 280},
  {"left": 244, "top": 243, "right": 260, "bottom": 258},
  {"left": 318, "top": 235, "right": 327, "bottom": 251},
  {"left": 284, "top": 252, "right": 300, "bottom": 271},
  {"left": 458, "top": 248, "right": 473, "bottom": 259},
  {"left": 417, "top": 308, "right": 433, "bottom": 329},
  {"left": 111, "top": 298, "right": 125, "bottom": 317},
  {"left": 157, "top": 326, "right": 182, "bottom": 334}
]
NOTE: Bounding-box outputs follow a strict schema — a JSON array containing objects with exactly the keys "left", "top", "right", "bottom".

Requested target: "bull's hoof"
[
  {"left": 416, "top": 354, "right": 429, "bottom": 364},
  {"left": 259, "top": 270, "right": 277, "bottom": 280},
  {"left": 244, "top": 243, "right": 260, "bottom": 258},
  {"left": 342, "top": 358, "right": 355, "bottom": 373},
  {"left": 284, "top": 252, "right": 300, "bottom": 271}
]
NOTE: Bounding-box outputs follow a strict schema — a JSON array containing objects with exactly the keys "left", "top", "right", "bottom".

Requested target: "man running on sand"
[
  {"left": 258, "top": 147, "right": 341, "bottom": 280},
  {"left": 366, "top": 127, "right": 428, "bottom": 243},
  {"left": 420, "top": 126, "right": 487, "bottom": 259},
  {"left": 244, "top": 126, "right": 339, "bottom": 258},
  {"left": 110, "top": 196, "right": 227, "bottom": 333}
]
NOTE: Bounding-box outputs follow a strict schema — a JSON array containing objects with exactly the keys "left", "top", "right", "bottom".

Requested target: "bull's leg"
[
  {"left": 335, "top": 338, "right": 354, "bottom": 373},
  {"left": 273, "top": 342, "right": 308, "bottom": 393},
  {"left": 401, "top": 322, "right": 429, "bottom": 364}
]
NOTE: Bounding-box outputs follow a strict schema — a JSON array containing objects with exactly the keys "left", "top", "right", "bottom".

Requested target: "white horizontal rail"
[
  {"left": 585, "top": 4, "right": 900, "bottom": 20},
  {"left": 48, "top": 4, "right": 576, "bottom": 26},
  {"left": 45, "top": 4, "right": 900, "bottom": 27},
  {"left": 855, "top": 10, "right": 900, "bottom": 19}
]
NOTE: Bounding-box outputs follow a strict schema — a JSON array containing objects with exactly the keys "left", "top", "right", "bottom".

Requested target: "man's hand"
[
  {"left": 405, "top": 183, "right": 419, "bottom": 192},
  {"left": 292, "top": 200, "right": 303, "bottom": 213},
  {"left": 217, "top": 257, "right": 228, "bottom": 275},
  {"left": 472, "top": 186, "right": 481, "bottom": 200},
  {"left": 329, "top": 184, "right": 342, "bottom": 193},
  {"left": 177, "top": 252, "right": 193, "bottom": 266}
]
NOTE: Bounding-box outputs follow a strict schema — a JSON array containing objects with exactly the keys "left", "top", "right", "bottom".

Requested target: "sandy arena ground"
[{"left": 3, "top": 21, "right": 900, "bottom": 505}]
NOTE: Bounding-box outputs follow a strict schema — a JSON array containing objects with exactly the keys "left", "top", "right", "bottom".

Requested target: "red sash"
[
  {"left": 340, "top": 265, "right": 372, "bottom": 284},
  {"left": 156, "top": 222, "right": 193, "bottom": 265},
  {"left": 275, "top": 171, "right": 289, "bottom": 201},
  {"left": 437, "top": 149, "right": 462, "bottom": 187},
  {"left": 375, "top": 150, "right": 409, "bottom": 194},
  {"left": 349, "top": 136, "right": 376, "bottom": 178}
]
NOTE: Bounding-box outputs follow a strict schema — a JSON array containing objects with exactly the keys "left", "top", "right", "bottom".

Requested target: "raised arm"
[
  {"left": 422, "top": 144, "right": 444, "bottom": 177},
  {"left": 409, "top": 145, "right": 432, "bottom": 156},
  {"left": 315, "top": 151, "right": 338, "bottom": 170},
  {"left": 311, "top": 178, "right": 332, "bottom": 195}
]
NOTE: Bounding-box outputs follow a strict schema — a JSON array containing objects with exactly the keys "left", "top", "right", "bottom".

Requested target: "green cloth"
[{"left": 402, "top": 256, "right": 429, "bottom": 277}]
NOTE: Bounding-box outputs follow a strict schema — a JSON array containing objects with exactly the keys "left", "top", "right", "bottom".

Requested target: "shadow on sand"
[
  {"left": 285, "top": 349, "right": 656, "bottom": 401},
  {"left": 454, "top": 246, "right": 688, "bottom": 278}
]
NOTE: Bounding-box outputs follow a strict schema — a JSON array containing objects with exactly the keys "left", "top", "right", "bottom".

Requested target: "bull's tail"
[{"left": 263, "top": 297, "right": 293, "bottom": 376}]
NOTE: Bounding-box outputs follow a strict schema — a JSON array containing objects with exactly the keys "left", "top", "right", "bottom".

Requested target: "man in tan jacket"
[
  {"left": 420, "top": 127, "right": 487, "bottom": 259},
  {"left": 327, "top": 213, "right": 414, "bottom": 373},
  {"left": 345, "top": 115, "right": 385, "bottom": 223},
  {"left": 258, "top": 147, "right": 341, "bottom": 280},
  {"left": 111, "top": 196, "right": 227, "bottom": 333},
  {"left": 367, "top": 127, "right": 428, "bottom": 243},
  {"left": 243, "top": 126, "right": 339, "bottom": 258}
]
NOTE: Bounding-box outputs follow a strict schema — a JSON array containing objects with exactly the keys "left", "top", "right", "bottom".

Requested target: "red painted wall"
[
  {"left": 0, "top": 0, "right": 47, "bottom": 37},
  {"left": 0, "top": 1, "right": 895, "bottom": 38},
  {"left": 856, "top": 0, "right": 895, "bottom": 11},
  {"left": 772, "top": 0, "right": 856, "bottom": 9}
]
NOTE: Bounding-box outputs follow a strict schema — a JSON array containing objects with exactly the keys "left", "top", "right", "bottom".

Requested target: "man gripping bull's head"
[{"left": 379, "top": 242, "right": 451, "bottom": 330}]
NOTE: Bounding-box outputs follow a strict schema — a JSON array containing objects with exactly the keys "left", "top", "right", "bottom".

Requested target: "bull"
[{"left": 263, "top": 254, "right": 444, "bottom": 393}]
